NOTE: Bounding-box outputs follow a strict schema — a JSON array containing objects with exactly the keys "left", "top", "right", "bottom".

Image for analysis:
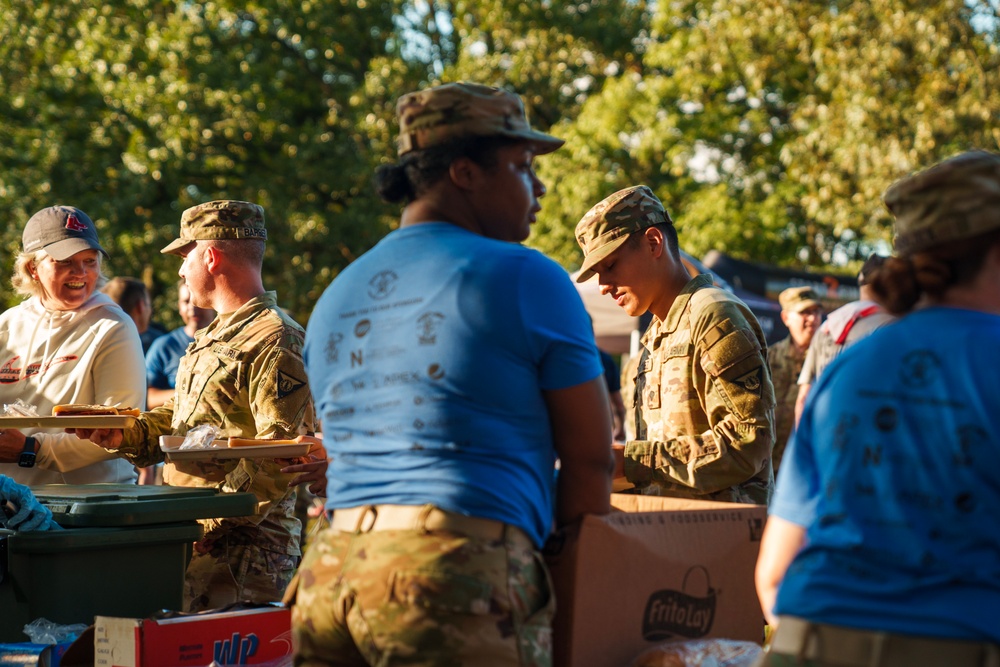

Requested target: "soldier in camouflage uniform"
[
  {"left": 767, "top": 287, "right": 823, "bottom": 472},
  {"left": 74, "top": 200, "right": 316, "bottom": 611},
  {"left": 289, "top": 82, "right": 613, "bottom": 666},
  {"left": 575, "top": 185, "right": 774, "bottom": 504},
  {"left": 793, "top": 255, "right": 895, "bottom": 425}
]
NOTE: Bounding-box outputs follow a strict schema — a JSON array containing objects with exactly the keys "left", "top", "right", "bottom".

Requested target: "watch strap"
[{"left": 18, "top": 435, "right": 37, "bottom": 468}]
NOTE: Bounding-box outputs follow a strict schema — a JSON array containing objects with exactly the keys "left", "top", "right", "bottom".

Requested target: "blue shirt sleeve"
[
  {"left": 516, "top": 254, "right": 602, "bottom": 391},
  {"left": 770, "top": 365, "right": 830, "bottom": 526}
]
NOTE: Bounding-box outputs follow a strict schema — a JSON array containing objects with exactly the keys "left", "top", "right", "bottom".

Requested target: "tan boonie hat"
[
  {"left": 574, "top": 185, "right": 673, "bottom": 283},
  {"left": 161, "top": 200, "right": 267, "bottom": 255},
  {"left": 778, "top": 286, "right": 822, "bottom": 313},
  {"left": 884, "top": 150, "right": 1000, "bottom": 255},
  {"left": 395, "top": 82, "right": 564, "bottom": 157}
]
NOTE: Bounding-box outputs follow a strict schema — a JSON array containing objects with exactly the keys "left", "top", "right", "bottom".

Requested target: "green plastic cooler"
[{"left": 0, "top": 484, "right": 257, "bottom": 642}]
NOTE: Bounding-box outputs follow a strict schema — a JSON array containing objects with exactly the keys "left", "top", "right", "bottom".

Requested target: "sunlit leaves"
[{"left": 539, "top": 0, "right": 1000, "bottom": 271}]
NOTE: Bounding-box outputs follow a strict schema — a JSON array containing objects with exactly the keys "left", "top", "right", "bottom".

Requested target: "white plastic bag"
[
  {"left": 179, "top": 424, "right": 222, "bottom": 450},
  {"left": 22, "top": 617, "right": 89, "bottom": 644},
  {"left": 631, "top": 639, "right": 763, "bottom": 667},
  {"left": 3, "top": 399, "right": 38, "bottom": 417}
]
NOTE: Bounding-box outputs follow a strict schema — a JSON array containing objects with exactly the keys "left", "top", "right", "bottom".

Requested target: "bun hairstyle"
[
  {"left": 373, "top": 161, "right": 415, "bottom": 204},
  {"left": 867, "top": 255, "right": 931, "bottom": 315},
  {"left": 873, "top": 150, "right": 1000, "bottom": 314},
  {"left": 869, "top": 230, "right": 1000, "bottom": 315},
  {"left": 373, "top": 134, "right": 524, "bottom": 205}
]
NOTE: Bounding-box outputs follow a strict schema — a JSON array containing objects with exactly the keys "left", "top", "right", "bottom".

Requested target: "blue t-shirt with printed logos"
[
  {"left": 771, "top": 306, "right": 1000, "bottom": 641},
  {"left": 304, "top": 223, "right": 602, "bottom": 548}
]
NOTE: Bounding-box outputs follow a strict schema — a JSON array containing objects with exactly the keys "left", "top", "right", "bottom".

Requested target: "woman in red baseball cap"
[{"left": 0, "top": 205, "right": 145, "bottom": 486}]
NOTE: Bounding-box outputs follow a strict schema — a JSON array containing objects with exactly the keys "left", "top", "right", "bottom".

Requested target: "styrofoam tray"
[{"left": 159, "top": 435, "right": 310, "bottom": 460}]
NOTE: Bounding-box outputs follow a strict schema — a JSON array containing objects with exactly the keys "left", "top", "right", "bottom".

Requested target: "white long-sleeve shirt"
[{"left": 0, "top": 292, "right": 145, "bottom": 484}]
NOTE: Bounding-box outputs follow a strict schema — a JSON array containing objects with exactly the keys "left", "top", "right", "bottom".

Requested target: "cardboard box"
[
  {"left": 58, "top": 627, "right": 94, "bottom": 667},
  {"left": 93, "top": 607, "right": 292, "bottom": 667},
  {"left": 546, "top": 494, "right": 767, "bottom": 667}
]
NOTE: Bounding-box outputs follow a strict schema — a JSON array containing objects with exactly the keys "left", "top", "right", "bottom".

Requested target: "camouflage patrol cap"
[
  {"left": 574, "top": 185, "right": 673, "bottom": 283},
  {"left": 395, "top": 82, "right": 564, "bottom": 156},
  {"left": 778, "top": 286, "right": 821, "bottom": 313},
  {"left": 884, "top": 150, "right": 1000, "bottom": 255},
  {"left": 161, "top": 200, "right": 267, "bottom": 255}
]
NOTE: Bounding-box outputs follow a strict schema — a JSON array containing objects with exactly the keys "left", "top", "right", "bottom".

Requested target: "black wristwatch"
[{"left": 18, "top": 436, "right": 37, "bottom": 468}]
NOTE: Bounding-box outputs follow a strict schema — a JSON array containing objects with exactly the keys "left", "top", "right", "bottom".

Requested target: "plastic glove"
[{"left": 0, "top": 475, "right": 61, "bottom": 531}]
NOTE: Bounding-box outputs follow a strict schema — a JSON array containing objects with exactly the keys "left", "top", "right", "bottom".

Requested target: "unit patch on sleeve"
[{"left": 277, "top": 370, "right": 307, "bottom": 398}]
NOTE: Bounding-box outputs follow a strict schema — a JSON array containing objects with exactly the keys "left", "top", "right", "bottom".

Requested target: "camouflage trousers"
[
  {"left": 755, "top": 617, "right": 1000, "bottom": 667},
  {"left": 288, "top": 507, "right": 554, "bottom": 666},
  {"left": 184, "top": 539, "right": 300, "bottom": 612}
]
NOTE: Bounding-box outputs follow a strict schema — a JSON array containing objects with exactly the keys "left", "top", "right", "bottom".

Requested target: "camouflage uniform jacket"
[
  {"left": 113, "top": 292, "right": 316, "bottom": 555},
  {"left": 766, "top": 335, "right": 806, "bottom": 472},
  {"left": 624, "top": 274, "right": 774, "bottom": 504}
]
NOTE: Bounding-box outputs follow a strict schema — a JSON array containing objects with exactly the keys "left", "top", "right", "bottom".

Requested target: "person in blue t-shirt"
[
  {"left": 755, "top": 150, "right": 1000, "bottom": 666},
  {"left": 288, "top": 83, "right": 614, "bottom": 667},
  {"left": 145, "top": 281, "right": 215, "bottom": 409}
]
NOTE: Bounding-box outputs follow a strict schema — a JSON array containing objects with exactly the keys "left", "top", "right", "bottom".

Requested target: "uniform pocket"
[
  {"left": 513, "top": 549, "right": 555, "bottom": 667},
  {"left": 175, "top": 352, "right": 243, "bottom": 425},
  {"left": 388, "top": 569, "right": 494, "bottom": 615}
]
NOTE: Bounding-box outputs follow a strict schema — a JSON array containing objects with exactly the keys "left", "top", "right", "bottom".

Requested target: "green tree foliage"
[
  {"left": 538, "top": 0, "right": 1000, "bottom": 272},
  {"left": 431, "top": 0, "right": 651, "bottom": 126},
  {"left": 2, "top": 0, "right": 999, "bottom": 320},
  {"left": 392, "top": 0, "right": 653, "bottom": 267},
  {"left": 0, "top": 0, "right": 406, "bottom": 322}
]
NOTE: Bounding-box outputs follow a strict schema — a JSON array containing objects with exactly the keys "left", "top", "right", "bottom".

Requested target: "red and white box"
[{"left": 93, "top": 607, "right": 292, "bottom": 667}]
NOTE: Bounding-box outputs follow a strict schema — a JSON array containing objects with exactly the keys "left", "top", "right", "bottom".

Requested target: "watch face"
[{"left": 18, "top": 451, "right": 36, "bottom": 468}]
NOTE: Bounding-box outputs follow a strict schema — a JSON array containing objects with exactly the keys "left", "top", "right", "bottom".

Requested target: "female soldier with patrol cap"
[
  {"left": 756, "top": 150, "right": 1000, "bottom": 665},
  {"left": 290, "top": 83, "right": 614, "bottom": 666}
]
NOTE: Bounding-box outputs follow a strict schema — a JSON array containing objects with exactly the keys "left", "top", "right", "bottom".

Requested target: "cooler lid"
[
  {"left": 30, "top": 484, "right": 258, "bottom": 527},
  {"left": 0, "top": 522, "right": 204, "bottom": 552}
]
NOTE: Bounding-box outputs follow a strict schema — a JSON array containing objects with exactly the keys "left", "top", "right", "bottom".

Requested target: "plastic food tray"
[
  {"left": 159, "top": 435, "right": 309, "bottom": 460},
  {"left": 0, "top": 415, "right": 137, "bottom": 429}
]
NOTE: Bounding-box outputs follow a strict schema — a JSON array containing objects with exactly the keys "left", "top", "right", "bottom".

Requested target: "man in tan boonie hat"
[
  {"left": 395, "top": 81, "right": 564, "bottom": 156},
  {"left": 884, "top": 149, "right": 1000, "bottom": 255},
  {"left": 778, "top": 286, "right": 822, "bottom": 314},
  {"left": 769, "top": 287, "right": 824, "bottom": 471},
  {"left": 161, "top": 200, "right": 267, "bottom": 255},
  {"left": 574, "top": 185, "right": 775, "bottom": 505}
]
